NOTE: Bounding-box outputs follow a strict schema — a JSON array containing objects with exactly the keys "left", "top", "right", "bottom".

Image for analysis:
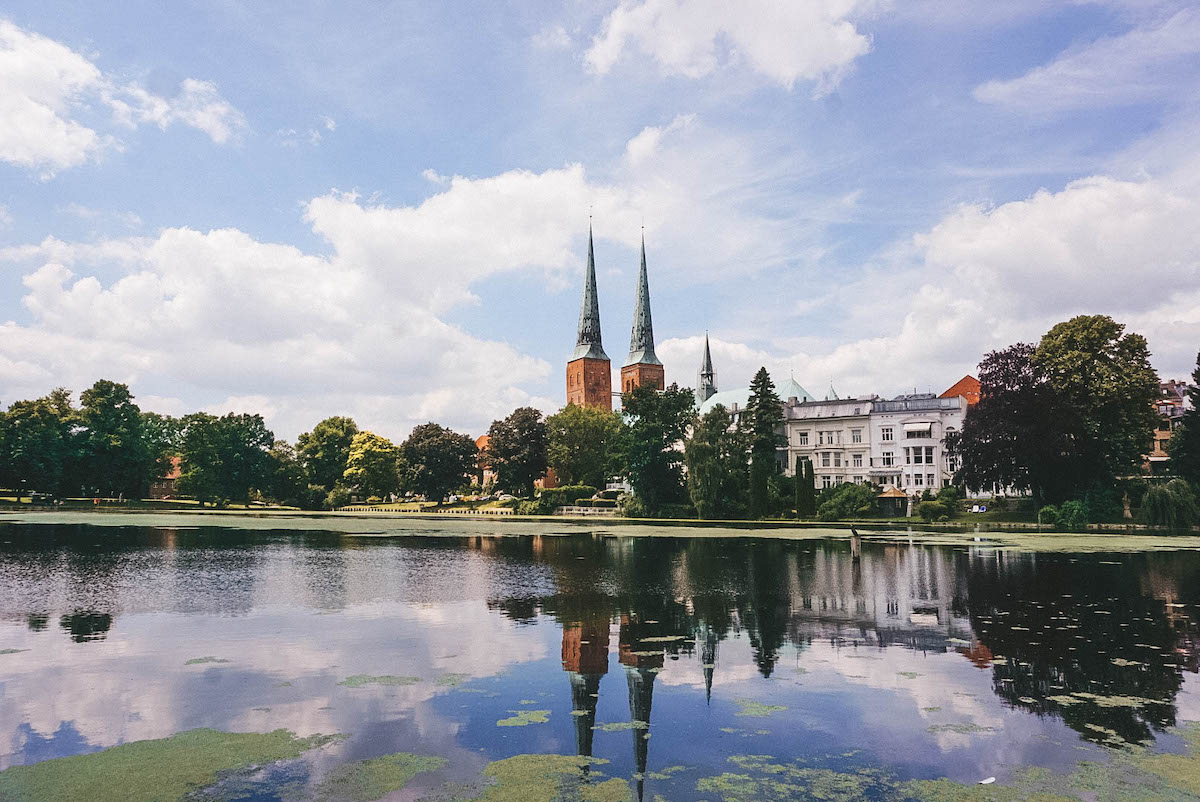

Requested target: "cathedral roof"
[
  {"left": 624, "top": 234, "right": 661, "bottom": 366},
  {"left": 572, "top": 224, "right": 609, "bottom": 361}
]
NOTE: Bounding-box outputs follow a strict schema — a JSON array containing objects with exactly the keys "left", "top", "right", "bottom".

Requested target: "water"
[{"left": 1, "top": 514, "right": 1199, "bottom": 801}]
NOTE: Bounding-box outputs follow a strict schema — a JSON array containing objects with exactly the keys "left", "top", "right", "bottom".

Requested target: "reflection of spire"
[
  {"left": 701, "top": 626, "right": 719, "bottom": 704},
  {"left": 562, "top": 619, "right": 610, "bottom": 760},
  {"left": 625, "top": 664, "right": 656, "bottom": 802}
]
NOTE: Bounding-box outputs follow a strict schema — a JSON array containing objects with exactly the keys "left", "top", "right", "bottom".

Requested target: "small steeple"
[
  {"left": 698, "top": 332, "right": 717, "bottom": 402},
  {"left": 824, "top": 380, "right": 839, "bottom": 401},
  {"left": 572, "top": 223, "right": 608, "bottom": 361},
  {"left": 624, "top": 231, "right": 661, "bottom": 367}
]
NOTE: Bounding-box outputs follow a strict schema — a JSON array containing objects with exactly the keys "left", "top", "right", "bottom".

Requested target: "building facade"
[
  {"left": 781, "top": 397, "right": 875, "bottom": 488},
  {"left": 1147, "top": 379, "right": 1191, "bottom": 473},
  {"left": 868, "top": 394, "right": 965, "bottom": 492}
]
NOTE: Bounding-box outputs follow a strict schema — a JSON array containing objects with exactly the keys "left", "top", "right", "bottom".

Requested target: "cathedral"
[{"left": 566, "top": 225, "right": 668, "bottom": 409}]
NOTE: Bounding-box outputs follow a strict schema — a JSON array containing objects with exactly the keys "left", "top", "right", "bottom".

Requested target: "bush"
[
  {"left": 1139, "top": 479, "right": 1199, "bottom": 529},
  {"left": 515, "top": 500, "right": 540, "bottom": 515},
  {"left": 325, "top": 484, "right": 352, "bottom": 509},
  {"left": 1038, "top": 505, "right": 1059, "bottom": 527},
  {"left": 598, "top": 489, "right": 621, "bottom": 501},
  {"left": 658, "top": 503, "right": 698, "bottom": 519},
  {"left": 990, "top": 495, "right": 1009, "bottom": 512},
  {"left": 537, "top": 485, "right": 598, "bottom": 513},
  {"left": 917, "top": 500, "right": 947, "bottom": 522},
  {"left": 593, "top": 498, "right": 617, "bottom": 508},
  {"left": 1058, "top": 500, "right": 1089, "bottom": 531},
  {"left": 1083, "top": 485, "right": 1122, "bottom": 522},
  {"left": 366, "top": 495, "right": 383, "bottom": 504},
  {"left": 619, "top": 494, "right": 648, "bottom": 518},
  {"left": 816, "top": 483, "right": 878, "bottom": 521},
  {"left": 573, "top": 498, "right": 592, "bottom": 508},
  {"left": 937, "top": 485, "right": 962, "bottom": 503}
]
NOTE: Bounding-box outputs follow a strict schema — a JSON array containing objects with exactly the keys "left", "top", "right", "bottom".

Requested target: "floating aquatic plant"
[
  {"left": 184, "top": 656, "right": 230, "bottom": 665},
  {"left": 337, "top": 674, "right": 420, "bottom": 688},
  {"left": 311, "top": 751, "right": 446, "bottom": 802},
  {"left": 734, "top": 699, "right": 788, "bottom": 718},
  {"left": 497, "top": 709, "right": 550, "bottom": 727}
]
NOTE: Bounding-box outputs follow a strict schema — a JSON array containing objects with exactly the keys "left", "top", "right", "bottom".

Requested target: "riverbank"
[{"left": 4, "top": 508, "right": 1200, "bottom": 552}]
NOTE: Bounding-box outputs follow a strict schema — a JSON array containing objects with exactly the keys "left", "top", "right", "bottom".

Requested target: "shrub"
[
  {"left": 620, "top": 494, "right": 648, "bottom": 518},
  {"left": 593, "top": 498, "right": 617, "bottom": 508},
  {"left": 816, "top": 483, "right": 878, "bottom": 521},
  {"left": 917, "top": 500, "right": 947, "bottom": 522},
  {"left": 990, "top": 495, "right": 1009, "bottom": 512},
  {"left": 1139, "top": 479, "right": 1199, "bottom": 529},
  {"left": 515, "top": 500, "right": 539, "bottom": 515},
  {"left": 1058, "top": 500, "right": 1089, "bottom": 531},
  {"left": 1038, "top": 505, "right": 1059, "bottom": 527},
  {"left": 536, "top": 485, "right": 598, "bottom": 513},
  {"left": 937, "top": 485, "right": 963, "bottom": 505},
  {"left": 325, "top": 484, "right": 352, "bottom": 509},
  {"left": 366, "top": 495, "right": 383, "bottom": 504},
  {"left": 598, "top": 489, "right": 621, "bottom": 501},
  {"left": 1083, "top": 485, "right": 1122, "bottom": 522},
  {"left": 573, "top": 498, "right": 592, "bottom": 508}
]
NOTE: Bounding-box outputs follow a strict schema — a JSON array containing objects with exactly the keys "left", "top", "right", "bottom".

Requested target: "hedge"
[{"left": 537, "top": 485, "right": 598, "bottom": 513}]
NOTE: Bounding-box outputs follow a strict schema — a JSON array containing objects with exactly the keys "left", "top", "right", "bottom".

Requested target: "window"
[
  {"left": 882, "top": 451, "right": 894, "bottom": 467},
  {"left": 821, "top": 475, "right": 833, "bottom": 489},
  {"left": 881, "top": 426, "right": 894, "bottom": 442},
  {"left": 854, "top": 407, "right": 861, "bottom": 415},
  {"left": 821, "top": 452, "right": 831, "bottom": 468},
  {"left": 834, "top": 453, "right": 842, "bottom": 467},
  {"left": 852, "top": 475, "right": 863, "bottom": 484},
  {"left": 927, "top": 473, "right": 936, "bottom": 487},
  {"left": 924, "top": 446, "right": 934, "bottom": 463},
  {"left": 852, "top": 453, "right": 862, "bottom": 468},
  {"left": 947, "top": 456, "right": 958, "bottom": 473},
  {"left": 834, "top": 476, "right": 844, "bottom": 485},
  {"left": 905, "top": 422, "right": 932, "bottom": 439},
  {"left": 797, "top": 431, "right": 809, "bottom": 445},
  {"left": 914, "top": 474, "right": 924, "bottom": 486},
  {"left": 851, "top": 429, "right": 862, "bottom": 444}
]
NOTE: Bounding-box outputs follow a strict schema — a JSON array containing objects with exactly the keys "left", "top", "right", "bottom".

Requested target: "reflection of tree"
[
  {"left": 26, "top": 613, "right": 48, "bottom": 631},
  {"left": 965, "top": 552, "right": 1190, "bottom": 746},
  {"left": 59, "top": 611, "right": 113, "bottom": 642}
]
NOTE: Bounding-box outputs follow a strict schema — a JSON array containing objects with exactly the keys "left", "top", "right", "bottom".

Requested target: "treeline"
[{"left": 947, "top": 314, "right": 1200, "bottom": 528}]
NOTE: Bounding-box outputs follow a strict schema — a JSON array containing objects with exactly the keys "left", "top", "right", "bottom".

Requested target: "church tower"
[
  {"left": 566, "top": 225, "right": 613, "bottom": 410},
  {"left": 698, "top": 331, "right": 716, "bottom": 403},
  {"left": 620, "top": 233, "right": 665, "bottom": 394}
]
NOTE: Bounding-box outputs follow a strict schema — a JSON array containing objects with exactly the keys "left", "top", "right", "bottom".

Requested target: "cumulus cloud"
[
  {"left": 0, "top": 18, "right": 245, "bottom": 175},
  {"left": 585, "top": 0, "right": 877, "bottom": 92},
  {"left": 973, "top": 8, "right": 1200, "bottom": 112},
  {"left": 663, "top": 154, "right": 1200, "bottom": 398}
]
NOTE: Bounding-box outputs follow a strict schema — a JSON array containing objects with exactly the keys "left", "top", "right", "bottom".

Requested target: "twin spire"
[{"left": 572, "top": 225, "right": 660, "bottom": 368}]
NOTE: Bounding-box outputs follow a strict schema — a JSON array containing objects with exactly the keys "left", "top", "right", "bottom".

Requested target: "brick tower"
[
  {"left": 566, "top": 225, "right": 612, "bottom": 410},
  {"left": 620, "top": 233, "right": 664, "bottom": 394}
]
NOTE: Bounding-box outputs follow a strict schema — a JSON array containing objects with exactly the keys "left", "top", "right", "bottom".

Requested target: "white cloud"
[
  {"left": 665, "top": 153, "right": 1200, "bottom": 398},
  {"left": 0, "top": 204, "right": 11, "bottom": 227},
  {"left": 0, "top": 18, "right": 245, "bottom": 176},
  {"left": 973, "top": 9, "right": 1200, "bottom": 112},
  {"left": 531, "top": 24, "right": 572, "bottom": 51},
  {"left": 585, "top": 0, "right": 878, "bottom": 93}
]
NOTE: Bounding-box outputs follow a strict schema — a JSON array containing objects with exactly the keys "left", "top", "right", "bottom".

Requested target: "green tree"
[
  {"left": 816, "top": 482, "right": 877, "bottom": 521},
  {"left": 1168, "top": 352, "right": 1200, "bottom": 486},
  {"left": 1139, "top": 479, "right": 1199, "bottom": 529},
  {"left": 685, "top": 404, "right": 749, "bottom": 519},
  {"left": 795, "top": 458, "right": 816, "bottom": 518},
  {"left": 946, "top": 343, "right": 1077, "bottom": 504},
  {"left": 178, "top": 413, "right": 274, "bottom": 505},
  {"left": 745, "top": 367, "right": 783, "bottom": 518},
  {"left": 265, "top": 440, "right": 320, "bottom": 508},
  {"left": 486, "top": 407, "right": 548, "bottom": 498},
  {"left": 297, "top": 416, "right": 359, "bottom": 492},
  {"left": 141, "top": 411, "right": 183, "bottom": 485},
  {"left": 0, "top": 392, "right": 76, "bottom": 498},
  {"left": 618, "top": 383, "right": 695, "bottom": 514},
  {"left": 76, "top": 380, "right": 150, "bottom": 497},
  {"left": 545, "top": 404, "right": 625, "bottom": 488},
  {"left": 401, "top": 423, "right": 477, "bottom": 503},
  {"left": 1032, "top": 315, "right": 1159, "bottom": 485},
  {"left": 343, "top": 431, "right": 403, "bottom": 499}
]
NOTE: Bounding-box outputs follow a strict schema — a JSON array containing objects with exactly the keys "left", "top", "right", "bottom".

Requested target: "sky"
[{"left": 1, "top": 0, "right": 1199, "bottom": 442}]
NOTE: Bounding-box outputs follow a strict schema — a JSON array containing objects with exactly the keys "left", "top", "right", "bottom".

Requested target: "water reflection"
[{"left": 0, "top": 522, "right": 1198, "bottom": 797}]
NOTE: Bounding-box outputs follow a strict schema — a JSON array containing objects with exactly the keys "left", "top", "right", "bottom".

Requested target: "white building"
[
  {"left": 868, "top": 394, "right": 965, "bottom": 492},
  {"left": 781, "top": 396, "right": 875, "bottom": 488}
]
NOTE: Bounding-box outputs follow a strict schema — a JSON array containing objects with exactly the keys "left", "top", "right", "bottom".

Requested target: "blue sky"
[{"left": 2, "top": 1, "right": 1199, "bottom": 440}]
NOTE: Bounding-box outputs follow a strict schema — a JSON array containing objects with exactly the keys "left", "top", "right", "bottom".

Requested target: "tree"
[
  {"left": 816, "top": 482, "right": 877, "bottom": 521},
  {"left": 1032, "top": 315, "right": 1159, "bottom": 485},
  {"left": 486, "top": 407, "right": 548, "bottom": 498},
  {"left": 0, "top": 393, "right": 76, "bottom": 498},
  {"left": 402, "top": 423, "right": 477, "bottom": 503},
  {"left": 297, "top": 416, "right": 359, "bottom": 492},
  {"left": 266, "top": 440, "right": 320, "bottom": 508},
  {"left": 685, "top": 404, "right": 749, "bottom": 519},
  {"left": 1139, "top": 479, "right": 1199, "bottom": 529},
  {"left": 1168, "top": 351, "right": 1200, "bottom": 486},
  {"left": 76, "top": 380, "right": 150, "bottom": 497},
  {"left": 178, "top": 413, "right": 274, "bottom": 505},
  {"left": 545, "top": 404, "right": 625, "bottom": 488},
  {"left": 745, "top": 367, "right": 783, "bottom": 518},
  {"left": 141, "top": 411, "right": 183, "bottom": 485},
  {"left": 795, "top": 458, "right": 816, "bottom": 518},
  {"left": 618, "top": 383, "right": 695, "bottom": 514},
  {"left": 343, "top": 431, "right": 403, "bottom": 499},
  {"left": 946, "top": 343, "right": 1077, "bottom": 504}
]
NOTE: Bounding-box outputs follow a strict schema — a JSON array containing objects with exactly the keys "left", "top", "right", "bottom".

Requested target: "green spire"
[
  {"left": 625, "top": 232, "right": 661, "bottom": 366},
  {"left": 572, "top": 223, "right": 608, "bottom": 361}
]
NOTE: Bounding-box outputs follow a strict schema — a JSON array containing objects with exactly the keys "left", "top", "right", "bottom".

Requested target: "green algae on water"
[
  {"left": 0, "top": 728, "right": 340, "bottom": 802},
  {"left": 592, "top": 720, "right": 649, "bottom": 732},
  {"left": 927, "top": 723, "right": 996, "bottom": 735},
  {"left": 734, "top": 698, "right": 788, "bottom": 717},
  {"left": 897, "top": 671, "right": 922, "bottom": 679},
  {"left": 476, "top": 754, "right": 629, "bottom": 802},
  {"left": 184, "top": 656, "right": 230, "bottom": 665},
  {"left": 312, "top": 752, "right": 447, "bottom": 802},
  {"left": 497, "top": 709, "right": 551, "bottom": 727},
  {"left": 338, "top": 674, "right": 420, "bottom": 688},
  {"left": 0, "top": 648, "right": 29, "bottom": 655},
  {"left": 435, "top": 672, "right": 469, "bottom": 687}
]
